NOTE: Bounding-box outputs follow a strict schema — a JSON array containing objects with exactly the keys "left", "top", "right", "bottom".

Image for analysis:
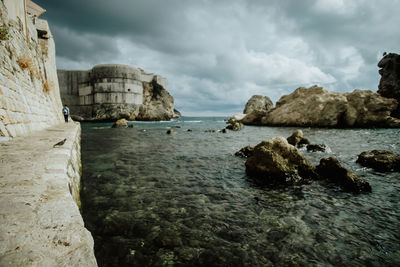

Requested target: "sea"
[{"left": 81, "top": 116, "right": 400, "bottom": 267}]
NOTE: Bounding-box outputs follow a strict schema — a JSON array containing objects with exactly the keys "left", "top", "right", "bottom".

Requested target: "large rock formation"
[
  {"left": 377, "top": 53, "right": 400, "bottom": 118},
  {"left": 243, "top": 95, "right": 273, "bottom": 114},
  {"left": 58, "top": 64, "right": 175, "bottom": 121},
  {"left": 241, "top": 86, "right": 400, "bottom": 128},
  {"left": 245, "top": 137, "right": 315, "bottom": 185}
]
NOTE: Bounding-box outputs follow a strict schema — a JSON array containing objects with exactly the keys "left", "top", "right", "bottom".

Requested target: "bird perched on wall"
[{"left": 53, "top": 138, "right": 67, "bottom": 148}]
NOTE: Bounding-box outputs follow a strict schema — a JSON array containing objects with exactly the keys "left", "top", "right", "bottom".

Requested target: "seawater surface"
[{"left": 81, "top": 117, "right": 400, "bottom": 266}]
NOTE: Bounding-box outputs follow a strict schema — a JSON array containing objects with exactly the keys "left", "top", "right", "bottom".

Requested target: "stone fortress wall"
[
  {"left": 0, "top": 0, "right": 64, "bottom": 140},
  {"left": 0, "top": 1, "right": 97, "bottom": 265},
  {"left": 58, "top": 64, "right": 167, "bottom": 119}
]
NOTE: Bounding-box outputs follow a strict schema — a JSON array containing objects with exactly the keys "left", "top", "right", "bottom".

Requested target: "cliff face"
[
  {"left": 0, "top": 0, "right": 64, "bottom": 140},
  {"left": 58, "top": 64, "right": 175, "bottom": 121}
]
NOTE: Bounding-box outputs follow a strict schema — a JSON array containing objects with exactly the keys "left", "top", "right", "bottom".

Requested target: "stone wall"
[{"left": 0, "top": 0, "right": 64, "bottom": 141}]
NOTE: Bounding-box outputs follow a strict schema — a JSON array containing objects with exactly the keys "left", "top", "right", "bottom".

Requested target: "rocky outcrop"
[
  {"left": 136, "top": 80, "right": 175, "bottom": 121},
  {"left": 173, "top": 109, "right": 182, "bottom": 118},
  {"left": 286, "top": 130, "right": 310, "bottom": 147},
  {"left": 356, "top": 150, "right": 400, "bottom": 172},
  {"left": 226, "top": 121, "right": 244, "bottom": 131},
  {"left": 111, "top": 118, "right": 128, "bottom": 128},
  {"left": 240, "top": 86, "right": 400, "bottom": 128},
  {"left": 316, "top": 157, "right": 371, "bottom": 193},
  {"left": 58, "top": 65, "right": 175, "bottom": 122},
  {"left": 243, "top": 95, "right": 273, "bottom": 114},
  {"left": 235, "top": 145, "right": 254, "bottom": 158},
  {"left": 377, "top": 53, "right": 400, "bottom": 118},
  {"left": 245, "top": 137, "right": 315, "bottom": 185}
]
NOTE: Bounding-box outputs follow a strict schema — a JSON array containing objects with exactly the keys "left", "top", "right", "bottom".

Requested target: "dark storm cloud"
[{"left": 35, "top": 0, "right": 400, "bottom": 115}]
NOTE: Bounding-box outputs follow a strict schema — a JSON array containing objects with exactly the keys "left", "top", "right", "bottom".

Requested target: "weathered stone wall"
[
  {"left": 0, "top": 0, "right": 64, "bottom": 141},
  {"left": 0, "top": 122, "right": 97, "bottom": 266}
]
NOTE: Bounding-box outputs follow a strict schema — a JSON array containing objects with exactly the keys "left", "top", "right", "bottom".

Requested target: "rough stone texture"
[
  {"left": 243, "top": 95, "right": 273, "bottom": 114},
  {"left": 344, "top": 89, "right": 400, "bottom": 127},
  {"left": 316, "top": 157, "right": 371, "bottom": 193},
  {"left": 226, "top": 121, "right": 244, "bottom": 131},
  {"left": 241, "top": 85, "right": 400, "bottom": 128},
  {"left": 377, "top": 53, "right": 400, "bottom": 118},
  {"left": 235, "top": 145, "right": 254, "bottom": 158},
  {"left": 111, "top": 118, "right": 128, "bottom": 128},
  {"left": 245, "top": 137, "right": 315, "bottom": 185},
  {"left": 227, "top": 113, "right": 246, "bottom": 124},
  {"left": 241, "top": 110, "right": 269, "bottom": 125},
  {"left": 0, "top": 122, "right": 97, "bottom": 266},
  {"left": 0, "top": 0, "right": 64, "bottom": 140},
  {"left": 58, "top": 64, "right": 175, "bottom": 121},
  {"left": 356, "top": 150, "right": 400, "bottom": 172},
  {"left": 286, "top": 130, "right": 310, "bottom": 147}
]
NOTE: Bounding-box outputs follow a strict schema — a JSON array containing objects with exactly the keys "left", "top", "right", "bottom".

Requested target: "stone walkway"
[{"left": 0, "top": 122, "right": 97, "bottom": 266}]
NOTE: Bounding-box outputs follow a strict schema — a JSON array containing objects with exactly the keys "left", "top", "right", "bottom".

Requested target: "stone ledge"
[{"left": 0, "top": 122, "right": 97, "bottom": 266}]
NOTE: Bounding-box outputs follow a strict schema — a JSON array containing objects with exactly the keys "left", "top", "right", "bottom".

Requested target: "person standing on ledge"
[{"left": 62, "top": 105, "right": 70, "bottom": 123}]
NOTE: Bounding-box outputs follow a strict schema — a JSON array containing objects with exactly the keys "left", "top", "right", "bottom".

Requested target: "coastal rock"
[
  {"left": 243, "top": 95, "right": 273, "bottom": 114},
  {"left": 136, "top": 81, "right": 175, "bottom": 121},
  {"left": 306, "top": 144, "right": 326, "bottom": 152},
  {"left": 245, "top": 137, "right": 315, "bottom": 185},
  {"left": 235, "top": 146, "right": 254, "bottom": 158},
  {"left": 167, "top": 128, "right": 175, "bottom": 134},
  {"left": 287, "top": 130, "right": 310, "bottom": 147},
  {"left": 241, "top": 110, "right": 269, "bottom": 125},
  {"left": 112, "top": 118, "right": 128, "bottom": 128},
  {"left": 344, "top": 89, "right": 400, "bottom": 127},
  {"left": 173, "top": 109, "right": 182, "bottom": 118},
  {"left": 316, "top": 157, "right": 371, "bottom": 193},
  {"left": 226, "top": 121, "right": 244, "bottom": 131},
  {"left": 227, "top": 113, "right": 246, "bottom": 124},
  {"left": 261, "top": 86, "right": 348, "bottom": 127},
  {"left": 243, "top": 85, "right": 400, "bottom": 128},
  {"left": 356, "top": 150, "right": 400, "bottom": 172},
  {"left": 377, "top": 53, "right": 400, "bottom": 118}
]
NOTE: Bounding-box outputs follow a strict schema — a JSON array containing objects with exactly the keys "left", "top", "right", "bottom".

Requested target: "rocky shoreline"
[{"left": 230, "top": 53, "right": 400, "bottom": 129}]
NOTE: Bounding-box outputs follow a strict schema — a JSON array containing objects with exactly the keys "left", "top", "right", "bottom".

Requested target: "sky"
[{"left": 35, "top": 0, "right": 400, "bottom": 116}]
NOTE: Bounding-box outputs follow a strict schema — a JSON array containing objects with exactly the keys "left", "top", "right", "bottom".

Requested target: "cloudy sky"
[{"left": 36, "top": 0, "right": 400, "bottom": 116}]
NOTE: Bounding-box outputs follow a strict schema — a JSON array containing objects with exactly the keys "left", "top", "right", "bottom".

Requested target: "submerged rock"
[
  {"left": 245, "top": 137, "right": 315, "bottom": 185},
  {"left": 306, "top": 144, "right": 326, "bottom": 152},
  {"left": 356, "top": 150, "right": 400, "bottom": 172},
  {"left": 243, "top": 95, "right": 273, "bottom": 114},
  {"left": 235, "top": 146, "right": 254, "bottom": 158},
  {"left": 112, "top": 118, "right": 128, "bottom": 128},
  {"left": 316, "top": 157, "right": 371, "bottom": 193}
]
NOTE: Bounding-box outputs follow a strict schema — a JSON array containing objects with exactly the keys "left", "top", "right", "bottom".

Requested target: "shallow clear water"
[{"left": 81, "top": 117, "right": 400, "bottom": 266}]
